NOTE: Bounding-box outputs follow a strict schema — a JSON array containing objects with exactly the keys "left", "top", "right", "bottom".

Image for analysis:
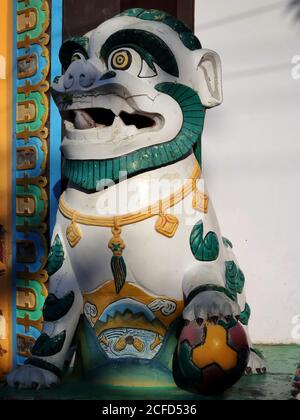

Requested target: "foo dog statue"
[{"left": 8, "top": 9, "right": 266, "bottom": 393}]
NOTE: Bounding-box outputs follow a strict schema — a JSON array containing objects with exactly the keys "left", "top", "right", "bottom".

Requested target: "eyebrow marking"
[
  {"left": 101, "top": 29, "right": 179, "bottom": 77},
  {"left": 59, "top": 36, "right": 89, "bottom": 70}
]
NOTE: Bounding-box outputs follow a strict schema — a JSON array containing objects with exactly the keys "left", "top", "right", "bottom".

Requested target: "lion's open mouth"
[{"left": 62, "top": 108, "right": 157, "bottom": 131}]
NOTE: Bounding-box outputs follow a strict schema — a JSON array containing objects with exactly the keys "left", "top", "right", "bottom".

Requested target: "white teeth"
[
  {"left": 111, "top": 117, "right": 138, "bottom": 139},
  {"left": 74, "top": 110, "right": 96, "bottom": 130},
  {"left": 112, "top": 116, "right": 125, "bottom": 129}
]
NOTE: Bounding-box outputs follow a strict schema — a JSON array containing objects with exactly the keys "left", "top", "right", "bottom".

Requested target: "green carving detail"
[
  {"left": 67, "top": 36, "right": 89, "bottom": 50},
  {"left": 61, "top": 93, "right": 73, "bottom": 107},
  {"left": 190, "top": 220, "right": 220, "bottom": 262},
  {"left": 100, "top": 71, "right": 117, "bottom": 80},
  {"left": 240, "top": 303, "right": 251, "bottom": 326},
  {"left": 63, "top": 83, "right": 205, "bottom": 190},
  {"left": 236, "top": 270, "right": 245, "bottom": 294},
  {"left": 139, "top": 9, "right": 169, "bottom": 22},
  {"left": 180, "top": 32, "right": 202, "bottom": 51},
  {"left": 17, "top": 92, "right": 47, "bottom": 134},
  {"left": 16, "top": 279, "right": 46, "bottom": 322},
  {"left": 31, "top": 331, "right": 66, "bottom": 357},
  {"left": 47, "top": 235, "right": 64, "bottom": 276},
  {"left": 17, "top": 1, "right": 49, "bottom": 43},
  {"left": 225, "top": 261, "right": 237, "bottom": 295},
  {"left": 225, "top": 261, "right": 245, "bottom": 296},
  {"left": 16, "top": 184, "right": 46, "bottom": 227},
  {"left": 25, "top": 358, "right": 62, "bottom": 379},
  {"left": 43, "top": 291, "right": 75, "bottom": 322},
  {"left": 111, "top": 256, "right": 127, "bottom": 294},
  {"left": 118, "top": 9, "right": 202, "bottom": 51},
  {"left": 119, "top": 8, "right": 145, "bottom": 17},
  {"left": 222, "top": 237, "right": 233, "bottom": 249},
  {"left": 101, "top": 29, "right": 179, "bottom": 77},
  {"left": 186, "top": 284, "right": 236, "bottom": 305},
  {"left": 177, "top": 341, "right": 202, "bottom": 384}
]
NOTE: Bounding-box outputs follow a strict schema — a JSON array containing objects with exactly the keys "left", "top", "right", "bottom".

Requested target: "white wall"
[{"left": 195, "top": 0, "right": 300, "bottom": 343}]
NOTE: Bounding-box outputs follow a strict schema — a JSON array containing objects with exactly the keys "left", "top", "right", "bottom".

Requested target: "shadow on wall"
[{"left": 289, "top": 0, "right": 300, "bottom": 20}]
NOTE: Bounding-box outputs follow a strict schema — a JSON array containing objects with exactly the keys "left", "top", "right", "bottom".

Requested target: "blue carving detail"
[
  {"left": 16, "top": 137, "right": 45, "bottom": 178},
  {"left": 16, "top": 324, "right": 41, "bottom": 365},
  {"left": 16, "top": 231, "right": 47, "bottom": 273},
  {"left": 17, "top": 44, "right": 48, "bottom": 88}
]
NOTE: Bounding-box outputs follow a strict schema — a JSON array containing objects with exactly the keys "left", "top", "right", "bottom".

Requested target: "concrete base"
[{"left": 0, "top": 345, "right": 298, "bottom": 400}]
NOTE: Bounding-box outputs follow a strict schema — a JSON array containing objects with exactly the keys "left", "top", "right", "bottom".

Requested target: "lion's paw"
[
  {"left": 6, "top": 365, "right": 60, "bottom": 390},
  {"left": 183, "top": 291, "right": 240, "bottom": 323},
  {"left": 245, "top": 349, "right": 267, "bottom": 375}
]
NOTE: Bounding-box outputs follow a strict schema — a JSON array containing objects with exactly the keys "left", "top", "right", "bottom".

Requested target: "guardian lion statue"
[{"left": 8, "top": 8, "right": 266, "bottom": 393}]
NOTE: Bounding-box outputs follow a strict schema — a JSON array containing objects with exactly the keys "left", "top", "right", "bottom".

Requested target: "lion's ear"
[{"left": 193, "top": 49, "right": 223, "bottom": 108}]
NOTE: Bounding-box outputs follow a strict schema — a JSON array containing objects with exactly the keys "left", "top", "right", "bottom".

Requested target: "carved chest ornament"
[{"left": 59, "top": 161, "right": 208, "bottom": 293}]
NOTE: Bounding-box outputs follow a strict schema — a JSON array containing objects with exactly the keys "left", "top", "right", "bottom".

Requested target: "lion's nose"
[
  {"left": 79, "top": 73, "right": 94, "bottom": 88},
  {"left": 63, "top": 72, "right": 74, "bottom": 89},
  {"left": 63, "top": 61, "right": 98, "bottom": 90}
]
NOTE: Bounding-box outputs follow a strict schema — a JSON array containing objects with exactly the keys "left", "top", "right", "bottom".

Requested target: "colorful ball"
[{"left": 176, "top": 321, "right": 250, "bottom": 395}]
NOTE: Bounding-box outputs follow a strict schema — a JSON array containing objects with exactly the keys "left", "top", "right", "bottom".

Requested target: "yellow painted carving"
[
  {"left": 16, "top": 196, "right": 36, "bottom": 216},
  {"left": 16, "top": 146, "right": 37, "bottom": 170},
  {"left": 192, "top": 324, "right": 237, "bottom": 371},
  {"left": 150, "top": 334, "right": 163, "bottom": 351},
  {"left": 84, "top": 281, "right": 184, "bottom": 334},
  {"left": 155, "top": 213, "right": 179, "bottom": 238},
  {"left": 17, "top": 100, "right": 36, "bottom": 123},
  {"left": 17, "top": 53, "right": 37, "bottom": 79},
  {"left": 17, "top": 314, "right": 43, "bottom": 333},
  {"left": 114, "top": 336, "right": 127, "bottom": 352},
  {"left": 192, "top": 191, "right": 209, "bottom": 214},
  {"left": 16, "top": 287, "right": 36, "bottom": 310},
  {"left": 133, "top": 338, "right": 145, "bottom": 352},
  {"left": 16, "top": 334, "right": 35, "bottom": 358},
  {"left": 66, "top": 220, "right": 82, "bottom": 248},
  {"left": 108, "top": 222, "right": 126, "bottom": 257},
  {"left": 59, "top": 161, "right": 201, "bottom": 230},
  {"left": 114, "top": 336, "right": 145, "bottom": 353},
  {"left": 17, "top": 9, "right": 37, "bottom": 34},
  {"left": 99, "top": 335, "right": 109, "bottom": 347}
]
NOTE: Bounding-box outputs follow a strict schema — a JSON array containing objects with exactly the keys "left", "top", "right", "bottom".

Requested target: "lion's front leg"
[
  {"left": 172, "top": 263, "right": 252, "bottom": 394},
  {"left": 7, "top": 232, "right": 82, "bottom": 389}
]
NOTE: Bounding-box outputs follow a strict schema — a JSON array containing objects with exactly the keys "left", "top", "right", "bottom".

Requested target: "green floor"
[{"left": 0, "top": 345, "right": 298, "bottom": 400}]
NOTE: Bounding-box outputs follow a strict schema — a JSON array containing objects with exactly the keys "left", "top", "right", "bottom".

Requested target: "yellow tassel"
[{"left": 108, "top": 219, "right": 127, "bottom": 294}]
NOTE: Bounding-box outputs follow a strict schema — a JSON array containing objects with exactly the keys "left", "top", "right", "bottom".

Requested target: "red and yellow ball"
[{"left": 176, "top": 321, "right": 250, "bottom": 395}]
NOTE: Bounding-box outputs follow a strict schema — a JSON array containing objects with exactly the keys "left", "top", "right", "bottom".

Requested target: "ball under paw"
[{"left": 176, "top": 321, "right": 250, "bottom": 395}]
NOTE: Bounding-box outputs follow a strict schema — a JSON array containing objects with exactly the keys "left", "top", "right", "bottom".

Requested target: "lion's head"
[{"left": 51, "top": 8, "right": 223, "bottom": 191}]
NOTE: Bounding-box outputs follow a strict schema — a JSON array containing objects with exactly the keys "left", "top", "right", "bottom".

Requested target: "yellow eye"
[{"left": 111, "top": 50, "right": 132, "bottom": 70}]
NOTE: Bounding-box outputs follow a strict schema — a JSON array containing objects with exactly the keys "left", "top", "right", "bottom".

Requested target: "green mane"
[{"left": 118, "top": 8, "right": 202, "bottom": 51}]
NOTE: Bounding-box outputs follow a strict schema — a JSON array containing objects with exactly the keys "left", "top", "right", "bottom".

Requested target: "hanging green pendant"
[
  {"left": 111, "top": 255, "right": 127, "bottom": 294},
  {"left": 108, "top": 222, "right": 127, "bottom": 294}
]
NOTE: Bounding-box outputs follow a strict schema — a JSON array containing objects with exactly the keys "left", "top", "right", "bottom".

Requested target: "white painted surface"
[
  {"left": 0, "top": 55, "right": 5, "bottom": 79},
  {"left": 195, "top": 0, "right": 300, "bottom": 343}
]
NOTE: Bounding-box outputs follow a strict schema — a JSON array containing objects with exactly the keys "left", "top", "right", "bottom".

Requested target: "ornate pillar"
[
  {"left": 14, "top": 0, "right": 50, "bottom": 365},
  {"left": 0, "top": 0, "right": 13, "bottom": 380}
]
